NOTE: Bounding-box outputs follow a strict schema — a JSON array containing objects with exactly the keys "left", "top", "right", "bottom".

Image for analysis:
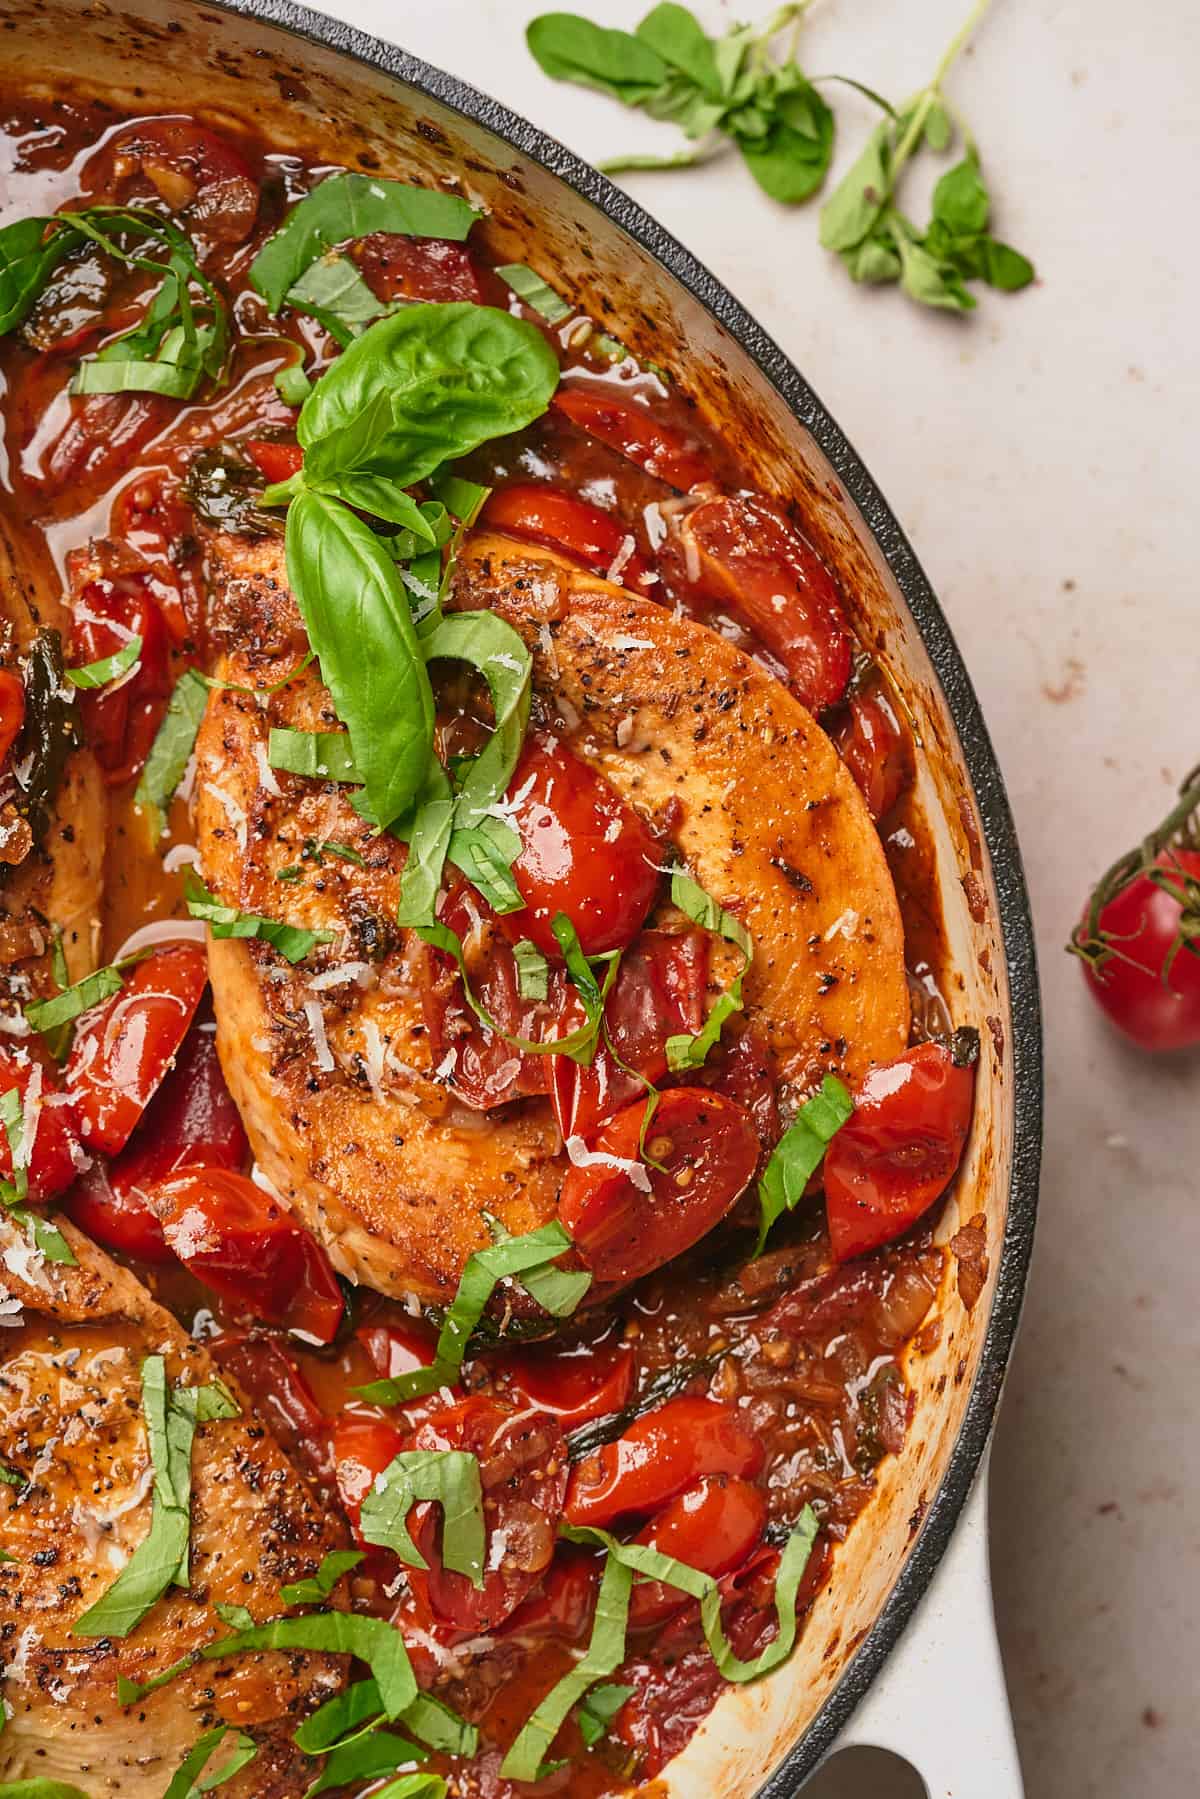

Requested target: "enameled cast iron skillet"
[{"left": 0, "top": 1, "right": 1044, "bottom": 1789}]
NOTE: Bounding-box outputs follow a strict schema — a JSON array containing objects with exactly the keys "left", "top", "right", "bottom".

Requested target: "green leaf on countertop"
[{"left": 526, "top": 13, "right": 671, "bottom": 103}]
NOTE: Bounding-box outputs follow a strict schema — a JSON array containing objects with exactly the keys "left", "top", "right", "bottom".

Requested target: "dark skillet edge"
[{"left": 197, "top": 0, "right": 1046, "bottom": 1786}]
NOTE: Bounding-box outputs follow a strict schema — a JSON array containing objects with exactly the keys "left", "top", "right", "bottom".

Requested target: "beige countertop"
[{"left": 314, "top": 2, "right": 1198, "bottom": 1791}]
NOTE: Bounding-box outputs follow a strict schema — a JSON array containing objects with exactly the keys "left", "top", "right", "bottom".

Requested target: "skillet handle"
[{"left": 828, "top": 1448, "right": 1024, "bottom": 1796}]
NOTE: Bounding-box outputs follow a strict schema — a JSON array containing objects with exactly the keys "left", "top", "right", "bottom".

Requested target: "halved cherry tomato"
[
  {"left": 499, "top": 734, "right": 662, "bottom": 959},
  {"left": 501, "top": 1338, "right": 635, "bottom": 1429},
  {"left": 29, "top": 388, "right": 170, "bottom": 498},
  {"left": 110, "top": 473, "right": 201, "bottom": 643},
  {"left": 404, "top": 1395, "right": 568, "bottom": 1632},
  {"left": 216, "top": 1333, "right": 332, "bottom": 1484},
  {"left": 483, "top": 483, "right": 654, "bottom": 593},
  {"left": 564, "top": 1396, "right": 765, "bottom": 1528},
  {"left": 333, "top": 1411, "right": 407, "bottom": 1538},
  {"left": 500, "top": 1545, "right": 600, "bottom": 1643},
  {"left": 84, "top": 117, "right": 259, "bottom": 247},
  {"left": 627, "top": 1475, "right": 767, "bottom": 1629},
  {"left": 683, "top": 494, "right": 851, "bottom": 713},
  {"left": 549, "top": 930, "right": 708, "bottom": 1140},
  {"left": 834, "top": 674, "right": 912, "bottom": 822},
  {"left": 0, "top": 1049, "right": 81, "bottom": 1203},
  {"left": 69, "top": 564, "right": 172, "bottom": 779},
  {"left": 151, "top": 1165, "right": 345, "bottom": 1344},
  {"left": 552, "top": 385, "right": 713, "bottom": 491},
  {"left": 559, "top": 1087, "right": 758, "bottom": 1286},
  {"left": 0, "top": 671, "right": 26, "bottom": 768},
  {"left": 358, "top": 1316, "right": 440, "bottom": 1387},
  {"left": 245, "top": 439, "right": 303, "bottom": 484},
  {"left": 701, "top": 1025, "right": 780, "bottom": 1156},
  {"left": 349, "top": 234, "right": 484, "bottom": 304},
  {"left": 824, "top": 1041, "right": 977, "bottom": 1263},
  {"left": 63, "top": 1161, "right": 171, "bottom": 1263},
  {"left": 65, "top": 944, "right": 208, "bottom": 1155}
]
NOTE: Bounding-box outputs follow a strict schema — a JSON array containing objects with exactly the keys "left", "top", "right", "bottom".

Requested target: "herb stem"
[{"left": 887, "top": 0, "right": 992, "bottom": 198}]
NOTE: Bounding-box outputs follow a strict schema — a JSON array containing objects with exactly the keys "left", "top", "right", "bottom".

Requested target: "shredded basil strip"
[
  {"left": 495, "top": 261, "right": 573, "bottom": 323},
  {"left": 135, "top": 668, "right": 211, "bottom": 842},
  {"left": 65, "top": 633, "right": 142, "bottom": 690},
  {"left": 563, "top": 1509, "right": 820, "bottom": 1681},
  {"left": 24, "top": 963, "right": 123, "bottom": 1035},
  {"left": 279, "top": 1548, "right": 364, "bottom": 1607},
  {"left": 249, "top": 173, "right": 478, "bottom": 314},
  {"left": 485, "top": 1212, "right": 592, "bottom": 1319},
  {"left": 73, "top": 1357, "right": 238, "bottom": 1638},
  {"left": 161, "top": 1725, "right": 257, "bottom": 1799},
  {"left": 427, "top": 471, "right": 490, "bottom": 526},
  {"left": 0, "top": 1782, "right": 94, "bottom": 1798},
  {"left": 284, "top": 251, "right": 395, "bottom": 345},
  {"left": 303, "top": 1727, "right": 426, "bottom": 1799},
  {"left": 500, "top": 1551, "right": 634, "bottom": 1781},
  {"left": 665, "top": 869, "right": 753, "bottom": 1071},
  {"left": 512, "top": 938, "right": 549, "bottom": 1000},
  {"left": 754, "top": 1073, "right": 854, "bottom": 1255},
  {"left": 575, "top": 1681, "right": 636, "bottom": 1748},
  {"left": 296, "top": 1681, "right": 477, "bottom": 1760},
  {"left": 359, "top": 1450, "right": 485, "bottom": 1588},
  {"left": 184, "top": 870, "right": 332, "bottom": 965},
  {"left": 369, "top": 1779, "right": 446, "bottom": 1799},
  {"left": 268, "top": 727, "right": 362, "bottom": 784},
  {"left": 275, "top": 360, "right": 312, "bottom": 406},
  {"left": 356, "top": 1220, "right": 588, "bottom": 1404},
  {"left": 200, "top": 1613, "right": 417, "bottom": 1719}
]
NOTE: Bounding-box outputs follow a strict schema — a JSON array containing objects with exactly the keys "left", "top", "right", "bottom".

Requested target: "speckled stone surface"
[{"left": 294, "top": 3, "right": 1199, "bottom": 1792}]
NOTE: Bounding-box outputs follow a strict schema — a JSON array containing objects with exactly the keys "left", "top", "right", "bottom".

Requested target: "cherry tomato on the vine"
[{"left": 1074, "top": 845, "right": 1200, "bottom": 1052}]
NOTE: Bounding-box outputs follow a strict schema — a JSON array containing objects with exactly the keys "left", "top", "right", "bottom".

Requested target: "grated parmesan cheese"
[
  {"left": 303, "top": 1000, "right": 335, "bottom": 1072},
  {"left": 564, "top": 1134, "right": 652, "bottom": 1194}
]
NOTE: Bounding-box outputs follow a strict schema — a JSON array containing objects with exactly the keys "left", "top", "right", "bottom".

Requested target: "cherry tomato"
[
  {"left": 1075, "top": 847, "right": 1200, "bottom": 1051},
  {"left": 564, "top": 1396, "right": 765, "bottom": 1528},
  {"left": 404, "top": 1396, "right": 568, "bottom": 1632},
  {"left": 215, "top": 1333, "right": 332, "bottom": 1484},
  {"left": 358, "top": 1316, "right": 440, "bottom": 1386},
  {"left": 65, "top": 944, "right": 208, "bottom": 1154},
  {"left": 110, "top": 473, "right": 201, "bottom": 643},
  {"left": 701, "top": 1025, "right": 780, "bottom": 1156},
  {"left": 333, "top": 1411, "right": 407, "bottom": 1538},
  {"left": 29, "top": 387, "right": 170, "bottom": 498},
  {"left": 834, "top": 675, "right": 912, "bottom": 822},
  {"left": 683, "top": 495, "right": 851, "bottom": 712},
  {"left": 245, "top": 439, "right": 303, "bottom": 485},
  {"left": 63, "top": 1160, "right": 171, "bottom": 1263},
  {"left": 349, "top": 234, "right": 484, "bottom": 303},
  {"left": 483, "top": 483, "right": 654, "bottom": 594},
  {"left": 500, "top": 1339, "right": 635, "bottom": 1429},
  {"left": 85, "top": 117, "right": 259, "bottom": 247},
  {"left": 499, "top": 734, "right": 662, "bottom": 959},
  {"left": 500, "top": 1546, "right": 600, "bottom": 1643},
  {"left": 824, "top": 1041, "right": 977, "bottom": 1263},
  {"left": 551, "top": 386, "right": 713, "bottom": 491},
  {"left": 152, "top": 1166, "right": 345, "bottom": 1344},
  {"left": 0, "top": 671, "right": 26, "bottom": 768},
  {"left": 0, "top": 1049, "right": 81, "bottom": 1203},
  {"left": 549, "top": 930, "right": 708, "bottom": 1140},
  {"left": 559, "top": 1087, "right": 758, "bottom": 1286},
  {"left": 69, "top": 566, "right": 172, "bottom": 780},
  {"left": 627, "top": 1475, "right": 767, "bottom": 1629}
]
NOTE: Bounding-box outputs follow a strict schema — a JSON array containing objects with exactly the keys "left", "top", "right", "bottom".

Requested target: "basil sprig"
[
  {"left": 73, "top": 1356, "right": 239, "bottom": 1638},
  {"left": 754, "top": 1072, "right": 854, "bottom": 1254},
  {"left": 359, "top": 1449, "right": 485, "bottom": 1587}
]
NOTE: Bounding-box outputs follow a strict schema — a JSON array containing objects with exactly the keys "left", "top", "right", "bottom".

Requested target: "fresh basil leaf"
[
  {"left": 575, "top": 1680, "right": 635, "bottom": 1748},
  {"left": 19, "top": 1210, "right": 77, "bottom": 1265},
  {"left": 485, "top": 1212, "right": 592, "bottom": 1319},
  {"left": 251, "top": 174, "right": 477, "bottom": 313},
  {"left": 279, "top": 1548, "right": 364, "bottom": 1607},
  {"left": 526, "top": 13, "right": 670, "bottom": 102},
  {"left": 313, "top": 474, "right": 434, "bottom": 535},
  {"left": 73, "top": 1357, "right": 238, "bottom": 1638},
  {"left": 201, "top": 1613, "right": 417, "bottom": 1719},
  {"left": 286, "top": 487, "right": 434, "bottom": 829},
  {"left": 562, "top": 1506, "right": 818, "bottom": 1679},
  {"left": 184, "top": 870, "right": 333, "bottom": 965},
  {"left": 135, "top": 668, "right": 211, "bottom": 842},
  {"left": 500, "top": 1550, "right": 633, "bottom": 1780},
  {"left": 304, "top": 1727, "right": 426, "bottom": 1799},
  {"left": 267, "top": 728, "right": 362, "bottom": 784},
  {"left": 665, "top": 870, "right": 753, "bottom": 1071},
  {"left": 360, "top": 1449, "right": 485, "bottom": 1587},
  {"left": 512, "top": 938, "right": 549, "bottom": 1001},
  {"left": 0, "top": 215, "right": 82, "bottom": 334},
  {"left": 285, "top": 252, "right": 393, "bottom": 342},
  {"left": 296, "top": 1682, "right": 477, "bottom": 1759},
  {"left": 445, "top": 820, "right": 525, "bottom": 915},
  {"left": 162, "top": 1726, "right": 257, "bottom": 1799},
  {"left": 495, "top": 262, "right": 572, "bottom": 324},
  {"left": 24, "top": 963, "right": 123, "bottom": 1035},
  {"left": 755, "top": 1072, "right": 853, "bottom": 1254},
  {"left": 819, "top": 121, "right": 891, "bottom": 251},
  {"left": 635, "top": 3, "right": 720, "bottom": 98},
  {"left": 296, "top": 304, "right": 559, "bottom": 495},
  {"left": 422, "top": 613, "right": 531, "bottom": 834},
  {"left": 275, "top": 360, "right": 312, "bottom": 405},
  {"left": 932, "top": 153, "right": 989, "bottom": 236},
  {"left": 427, "top": 472, "right": 490, "bottom": 526},
  {"left": 65, "top": 633, "right": 142, "bottom": 690},
  {"left": 0, "top": 1782, "right": 94, "bottom": 1798},
  {"left": 356, "top": 1220, "right": 587, "bottom": 1404}
]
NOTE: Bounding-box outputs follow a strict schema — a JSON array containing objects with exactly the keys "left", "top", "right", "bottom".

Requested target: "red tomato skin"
[
  {"left": 551, "top": 386, "right": 713, "bottom": 491},
  {"left": 500, "top": 1546, "right": 600, "bottom": 1643},
  {"left": 559, "top": 1087, "right": 758, "bottom": 1286},
  {"left": 564, "top": 1396, "right": 766, "bottom": 1528},
  {"left": 824, "top": 1043, "right": 977, "bottom": 1263},
  {"left": 85, "top": 117, "right": 259, "bottom": 246},
  {"left": 358, "top": 1317, "right": 439, "bottom": 1385},
  {"left": 834, "top": 679, "right": 913, "bottom": 822},
  {"left": 0, "top": 1050, "right": 82, "bottom": 1202},
  {"left": 66, "top": 944, "right": 208, "bottom": 1155},
  {"left": 215, "top": 1333, "right": 332, "bottom": 1484},
  {"left": 684, "top": 495, "right": 851, "bottom": 713},
  {"left": 499, "top": 735, "right": 662, "bottom": 959},
  {"left": 500, "top": 1339, "right": 635, "bottom": 1429},
  {"left": 245, "top": 439, "right": 303, "bottom": 484},
  {"left": 628, "top": 1475, "right": 767, "bottom": 1629},
  {"left": 70, "top": 567, "right": 172, "bottom": 778},
  {"left": 0, "top": 671, "right": 26, "bottom": 767},
  {"left": 32, "top": 389, "right": 170, "bottom": 498},
  {"left": 349, "top": 234, "right": 484, "bottom": 303},
  {"left": 333, "top": 1411, "right": 407, "bottom": 1538},
  {"left": 483, "top": 483, "right": 653, "bottom": 593},
  {"left": 153, "top": 1166, "right": 345, "bottom": 1344},
  {"left": 63, "top": 1160, "right": 171, "bottom": 1263},
  {"left": 1079, "top": 849, "right": 1200, "bottom": 1051}
]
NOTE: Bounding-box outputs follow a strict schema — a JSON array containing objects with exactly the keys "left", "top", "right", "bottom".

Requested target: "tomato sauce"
[{"left": 0, "top": 95, "right": 970, "bottom": 1797}]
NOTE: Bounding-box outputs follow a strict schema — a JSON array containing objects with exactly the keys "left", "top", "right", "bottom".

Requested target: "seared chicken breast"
[{"left": 194, "top": 530, "right": 907, "bottom": 1308}]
